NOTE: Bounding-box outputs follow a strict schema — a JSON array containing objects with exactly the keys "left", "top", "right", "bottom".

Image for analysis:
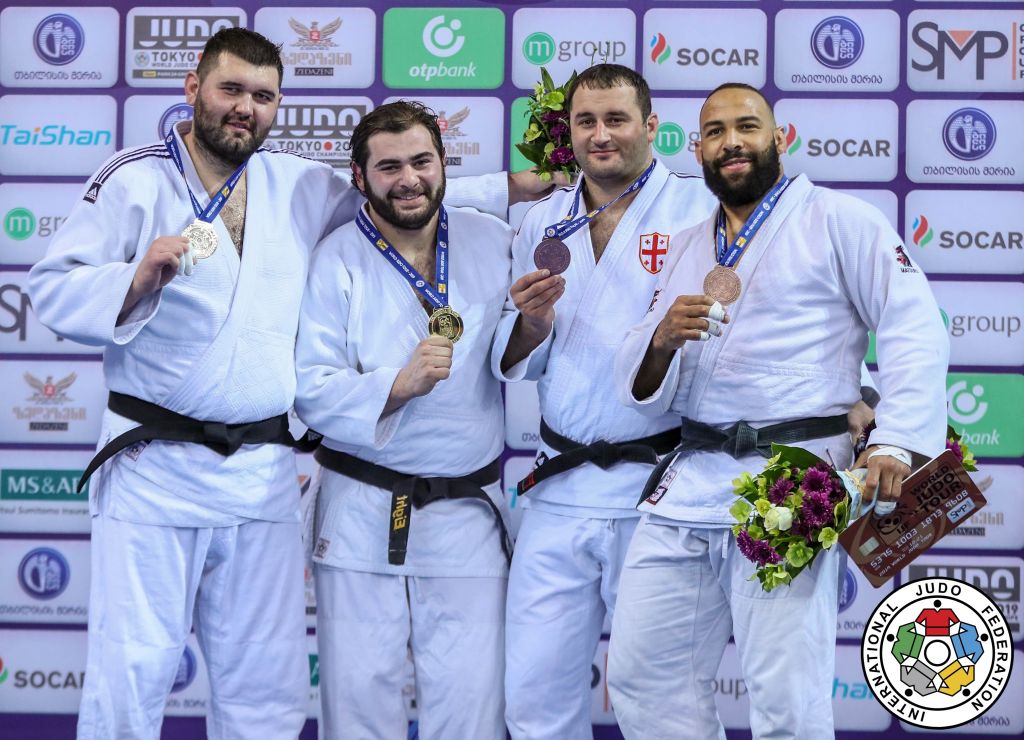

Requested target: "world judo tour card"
[{"left": 840, "top": 450, "right": 987, "bottom": 588}]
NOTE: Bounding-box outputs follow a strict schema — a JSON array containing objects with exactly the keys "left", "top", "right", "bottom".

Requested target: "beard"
[
  {"left": 191, "top": 92, "right": 269, "bottom": 167},
  {"left": 702, "top": 141, "right": 782, "bottom": 208},
  {"left": 364, "top": 176, "right": 446, "bottom": 231}
]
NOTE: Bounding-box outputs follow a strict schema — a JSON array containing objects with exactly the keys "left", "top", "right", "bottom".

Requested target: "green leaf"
[
  {"left": 818, "top": 527, "right": 838, "bottom": 550},
  {"left": 785, "top": 541, "right": 814, "bottom": 568},
  {"left": 754, "top": 499, "right": 772, "bottom": 517},
  {"left": 540, "top": 66, "right": 556, "bottom": 93},
  {"left": 770, "top": 444, "right": 828, "bottom": 471},
  {"left": 730, "top": 499, "right": 753, "bottom": 523}
]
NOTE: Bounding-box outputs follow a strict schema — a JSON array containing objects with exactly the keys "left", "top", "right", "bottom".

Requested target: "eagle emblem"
[
  {"left": 436, "top": 107, "right": 471, "bottom": 137},
  {"left": 288, "top": 18, "right": 342, "bottom": 48},
  {"left": 24, "top": 372, "right": 77, "bottom": 403}
]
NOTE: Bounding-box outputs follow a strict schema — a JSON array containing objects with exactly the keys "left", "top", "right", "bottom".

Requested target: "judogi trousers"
[
  {"left": 315, "top": 565, "right": 506, "bottom": 740},
  {"left": 505, "top": 508, "right": 638, "bottom": 740},
  {"left": 77, "top": 513, "right": 308, "bottom": 740},
  {"left": 607, "top": 519, "right": 841, "bottom": 740}
]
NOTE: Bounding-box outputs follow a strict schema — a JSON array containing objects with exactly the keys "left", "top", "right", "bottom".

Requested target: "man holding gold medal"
[
  {"left": 28, "top": 27, "right": 550, "bottom": 740},
  {"left": 607, "top": 83, "right": 949, "bottom": 739},
  {"left": 294, "top": 101, "right": 514, "bottom": 739}
]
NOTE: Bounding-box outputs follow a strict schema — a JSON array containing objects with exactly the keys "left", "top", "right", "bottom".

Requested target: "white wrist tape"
[{"left": 868, "top": 445, "right": 911, "bottom": 467}]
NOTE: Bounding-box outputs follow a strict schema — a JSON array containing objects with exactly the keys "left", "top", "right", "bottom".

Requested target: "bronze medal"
[
  {"left": 428, "top": 306, "right": 464, "bottom": 343},
  {"left": 533, "top": 237, "right": 571, "bottom": 275},
  {"left": 181, "top": 220, "right": 218, "bottom": 260},
  {"left": 702, "top": 265, "right": 742, "bottom": 305}
]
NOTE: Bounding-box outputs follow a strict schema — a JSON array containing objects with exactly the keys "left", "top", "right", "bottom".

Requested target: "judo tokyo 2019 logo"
[{"left": 861, "top": 577, "right": 1013, "bottom": 729}]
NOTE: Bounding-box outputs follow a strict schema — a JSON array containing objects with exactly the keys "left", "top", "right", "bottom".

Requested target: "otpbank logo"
[
  {"left": 383, "top": 8, "right": 504, "bottom": 89},
  {"left": 947, "top": 373, "right": 1024, "bottom": 457}
]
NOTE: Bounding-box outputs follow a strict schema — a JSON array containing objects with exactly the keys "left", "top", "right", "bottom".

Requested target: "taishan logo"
[
  {"left": 861, "top": 577, "right": 1013, "bottom": 729},
  {"left": 784, "top": 124, "right": 801, "bottom": 155},
  {"left": 649, "top": 33, "right": 670, "bottom": 65},
  {"left": 912, "top": 215, "right": 934, "bottom": 247}
]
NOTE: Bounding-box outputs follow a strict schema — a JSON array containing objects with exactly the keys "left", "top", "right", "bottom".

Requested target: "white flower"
[{"left": 764, "top": 505, "right": 793, "bottom": 533}]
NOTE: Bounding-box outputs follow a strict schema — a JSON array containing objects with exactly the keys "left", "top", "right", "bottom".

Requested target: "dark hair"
[
  {"left": 197, "top": 28, "right": 283, "bottom": 86},
  {"left": 349, "top": 101, "right": 445, "bottom": 188},
  {"left": 701, "top": 83, "right": 775, "bottom": 124},
  {"left": 566, "top": 63, "right": 652, "bottom": 120}
]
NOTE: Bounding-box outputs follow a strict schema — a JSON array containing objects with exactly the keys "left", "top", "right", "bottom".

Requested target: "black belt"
[
  {"left": 637, "top": 413, "right": 849, "bottom": 506},
  {"left": 516, "top": 418, "right": 681, "bottom": 497},
  {"left": 314, "top": 447, "right": 511, "bottom": 567},
  {"left": 77, "top": 392, "right": 321, "bottom": 492}
]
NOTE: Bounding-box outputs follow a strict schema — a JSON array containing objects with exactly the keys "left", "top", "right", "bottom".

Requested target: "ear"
[
  {"left": 774, "top": 126, "right": 786, "bottom": 156},
  {"left": 351, "top": 163, "right": 365, "bottom": 194},
  {"left": 184, "top": 71, "right": 200, "bottom": 106},
  {"left": 694, "top": 138, "right": 704, "bottom": 167},
  {"left": 646, "top": 112, "right": 659, "bottom": 144}
]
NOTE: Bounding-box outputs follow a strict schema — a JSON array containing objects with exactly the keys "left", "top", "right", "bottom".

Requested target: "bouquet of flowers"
[
  {"left": 946, "top": 425, "right": 977, "bottom": 472},
  {"left": 730, "top": 444, "right": 862, "bottom": 591},
  {"left": 516, "top": 67, "right": 579, "bottom": 182}
]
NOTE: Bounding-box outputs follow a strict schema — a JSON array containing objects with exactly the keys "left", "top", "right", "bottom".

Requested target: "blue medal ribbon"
[
  {"left": 356, "top": 205, "right": 450, "bottom": 310},
  {"left": 164, "top": 132, "right": 247, "bottom": 225},
  {"left": 543, "top": 160, "right": 656, "bottom": 240},
  {"left": 714, "top": 174, "right": 791, "bottom": 267}
]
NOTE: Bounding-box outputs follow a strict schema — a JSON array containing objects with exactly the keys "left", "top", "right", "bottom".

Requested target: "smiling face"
[
  {"left": 569, "top": 83, "right": 657, "bottom": 191},
  {"left": 354, "top": 124, "right": 446, "bottom": 232},
  {"left": 696, "top": 86, "right": 786, "bottom": 208},
  {"left": 184, "top": 52, "right": 281, "bottom": 167}
]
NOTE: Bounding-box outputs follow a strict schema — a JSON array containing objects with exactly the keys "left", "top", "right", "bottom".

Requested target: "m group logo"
[
  {"left": 861, "top": 577, "right": 1013, "bottom": 729},
  {"left": 17, "top": 547, "right": 70, "bottom": 601},
  {"left": 908, "top": 10, "right": 1024, "bottom": 92},
  {"left": 810, "top": 16, "right": 864, "bottom": 69},
  {"left": 933, "top": 282, "right": 1024, "bottom": 367},
  {"left": 943, "top": 108, "right": 996, "bottom": 161},
  {"left": 384, "top": 8, "right": 504, "bottom": 89}
]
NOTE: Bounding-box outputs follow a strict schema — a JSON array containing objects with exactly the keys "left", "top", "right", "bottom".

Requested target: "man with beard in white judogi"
[
  {"left": 607, "top": 84, "right": 949, "bottom": 739},
  {"left": 294, "top": 101, "right": 513, "bottom": 740},
  {"left": 27, "top": 28, "right": 550, "bottom": 740},
  {"left": 491, "top": 64, "right": 720, "bottom": 740}
]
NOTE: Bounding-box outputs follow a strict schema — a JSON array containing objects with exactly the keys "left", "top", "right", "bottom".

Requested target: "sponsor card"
[{"left": 840, "top": 450, "right": 986, "bottom": 587}]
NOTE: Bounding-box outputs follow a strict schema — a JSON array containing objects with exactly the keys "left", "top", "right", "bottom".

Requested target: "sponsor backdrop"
[{"left": 0, "top": 0, "right": 1020, "bottom": 737}]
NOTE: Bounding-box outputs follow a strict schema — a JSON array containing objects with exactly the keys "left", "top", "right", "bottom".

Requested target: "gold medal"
[
  {"left": 702, "top": 265, "right": 742, "bottom": 305},
  {"left": 428, "top": 306, "right": 463, "bottom": 343},
  {"left": 181, "top": 220, "right": 218, "bottom": 260}
]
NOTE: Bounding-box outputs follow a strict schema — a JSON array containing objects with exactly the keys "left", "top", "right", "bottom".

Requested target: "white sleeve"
[
  {"left": 27, "top": 173, "right": 158, "bottom": 347},
  {"left": 294, "top": 241, "right": 405, "bottom": 449},
  {"left": 490, "top": 214, "right": 553, "bottom": 382},
  {"left": 445, "top": 173, "right": 508, "bottom": 220},
  {"left": 320, "top": 168, "right": 365, "bottom": 238},
  {"left": 614, "top": 280, "right": 683, "bottom": 417},
  {"left": 833, "top": 205, "right": 949, "bottom": 457}
]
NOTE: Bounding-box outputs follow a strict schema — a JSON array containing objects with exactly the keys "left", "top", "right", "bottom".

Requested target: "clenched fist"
[
  {"left": 386, "top": 335, "right": 454, "bottom": 412},
  {"left": 118, "top": 236, "right": 193, "bottom": 322}
]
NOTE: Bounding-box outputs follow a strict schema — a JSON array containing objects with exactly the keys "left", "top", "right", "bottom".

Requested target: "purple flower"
[
  {"left": 768, "top": 478, "right": 794, "bottom": 505},
  {"left": 751, "top": 539, "right": 783, "bottom": 566},
  {"left": 801, "top": 489, "right": 834, "bottom": 529},
  {"left": 946, "top": 438, "right": 964, "bottom": 462},
  {"left": 549, "top": 122, "right": 569, "bottom": 139},
  {"left": 737, "top": 529, "right": 756, "bottom": 560},
  {"left": 548, "top": 146, "right": 575, "bottom": 165},
  {"left": 801, "top": 466, "right": 831, "bottom": 496},
  {"left": 542, "top": 111, "right": 565, "bottom": 123}
]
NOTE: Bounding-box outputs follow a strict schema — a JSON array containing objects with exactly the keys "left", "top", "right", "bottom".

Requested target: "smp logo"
[
  {"left": 171, "top": 646, "right": 197, "bottom": 693},
  {"left": 17, "top": 547, "right": 70, "bottom": 600},
  {"left": 911, "top": 20, "right": 1014, "bottom": 82},
  {"left": 942, "top": 108, "right": 996, "bottom": 161},
  {"left": 650, "top": 33, "right": 670, "bottom": 65},
  {"left": 810, "top": 17, "right": 864, "bottom": 69},
  {"left": 158, "top": 103, "right": 192, "bottom": 140},
  {"left": 912, "top": 215, "right": 934, "bottom": 247},
  {"left": 783, "top": 123, "right": 801, "bottom": 154},
  {"left": 33, "top": 14, "right": 85, "bottom": 66}
]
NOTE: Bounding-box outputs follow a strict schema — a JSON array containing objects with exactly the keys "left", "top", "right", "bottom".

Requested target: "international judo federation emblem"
[
  {"left": 24, "top": 372, "right": 76, "bottom": 404},
  {"left": 861, "top": 577, "right": 1013, "bottom": 729},
  {"left": 942, "top": 108, "right": 996, "bottom": 162},
  {"left": 639, "top": 233, "right": 669, "bottom": 274}
]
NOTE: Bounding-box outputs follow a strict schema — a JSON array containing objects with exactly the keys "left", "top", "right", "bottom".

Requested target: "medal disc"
[
  {"left": 533, "top": 237, "right": 571, "bottom": 275},
  {"left": 428, "top": 306, "right": 464, "bottom": 343},
  {"left": 181, "top": 220, "right": 218, "bottom": 260},
  {"left": 702, "top": 265, "right": 742, "bottom": 305}
]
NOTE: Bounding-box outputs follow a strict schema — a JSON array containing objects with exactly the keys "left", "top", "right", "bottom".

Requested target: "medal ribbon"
[
  {"left": 714, "top": 174, "right": 791, "bottom": 267},
  {"left": 164, "top": 132, "right": 247, "bottom": 225},
  {"left": 543, "top": 160, "right": 656, "bottom": 239},
  {"left": 356, "top": 205, "right": 450, "bottom": 310}
]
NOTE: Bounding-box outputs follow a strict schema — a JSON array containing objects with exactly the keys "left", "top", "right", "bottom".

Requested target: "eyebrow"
[
  {"left": 702, "top": 114, "right": 762, "bottom": 130},
  {"left": 372, "top": 151, "right": 436, "bottom": 167},
  {"left": 573, "top": 109, "right": 631, "bottom": 120},
  {"left": 218, "top": 80, "right": 278, "bottom": 97}
]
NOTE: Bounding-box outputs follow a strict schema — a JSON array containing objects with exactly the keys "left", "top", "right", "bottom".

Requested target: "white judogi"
[
  {"left": 26, "top": 121, "right": 509, "bottom": 740},
  {"left": 294, "top": 206, "right": 513, "bottom": 740},
  {"left": 491, "top": 160, "right": 717, "bottom": 739},
  {"left": 608, "top": 175, "right": 949, "bottom": 739}
]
